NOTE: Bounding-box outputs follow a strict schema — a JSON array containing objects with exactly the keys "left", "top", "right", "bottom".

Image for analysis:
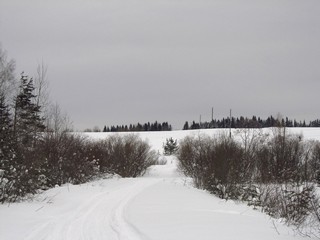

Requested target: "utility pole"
[
  {"left": 210, "top": 107, "right": 214, "bottom": 128},
  {"left": 229, "top": 109, "right": 232, "bottom": 138},
  {"left": 211, "top": 107, "right": 214, "bottom": 122},
  {"left": 199, "top": 114, "right": 202, "bottom": 129}
]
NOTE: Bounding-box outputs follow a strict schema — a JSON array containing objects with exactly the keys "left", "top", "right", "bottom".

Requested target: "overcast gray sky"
[{"left": 0, "top": 0, "right": 319, "bottom": 130}]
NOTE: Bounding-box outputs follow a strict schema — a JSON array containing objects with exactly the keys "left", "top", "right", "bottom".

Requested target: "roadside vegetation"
[
  {"left": 177, "top": 127, "right": 320, "bottom": 237},
  {"left": 0, "top": 47, "right": 157, "bottom": 203}
]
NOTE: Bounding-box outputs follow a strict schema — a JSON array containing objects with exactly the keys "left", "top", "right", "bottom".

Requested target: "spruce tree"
[
  {"left": 13, "top": 75, "right": 45, "bottom": 148},
  {"left": 163, "top": 137, "right": 179, "bottom": 155},
  {"left": 11, "top": 75, "right": 46, "bottom": 197},
  {"left": 0, "top": 93, "right": 18, "bottom": 202}
]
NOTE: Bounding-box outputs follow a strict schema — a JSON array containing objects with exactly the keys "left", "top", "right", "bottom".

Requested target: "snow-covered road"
[
  {"left": 23, "top": 178, "right": 161, "bottom": 240},
  {"left": 1, "top": 156, "right": 312, "bottom": 239}
]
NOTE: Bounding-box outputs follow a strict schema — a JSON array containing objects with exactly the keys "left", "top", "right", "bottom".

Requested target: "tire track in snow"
[
  {"left": 23, "top": 178, "right": 160, "bottom": 240},
  {"left": 24, "top": 188, "right": 114, "bottom": 240},
  {"left": 110, "top": 179, "right": 159, "bottom": 240}
]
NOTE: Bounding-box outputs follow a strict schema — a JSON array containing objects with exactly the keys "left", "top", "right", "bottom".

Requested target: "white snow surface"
[
  {"left": 1, "top": 128, "right": 320, "bottom": 240},
  {"left": 85, "top": 128, "right": 320, "bottom": 153}
]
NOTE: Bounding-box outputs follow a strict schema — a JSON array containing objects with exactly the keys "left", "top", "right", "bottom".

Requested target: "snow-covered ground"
[
  {"left": 1, "top": 128, "right": 320, "bottom": 240},
  {"left": 85, "top": 128, "right": 320, "bottom": 152}
]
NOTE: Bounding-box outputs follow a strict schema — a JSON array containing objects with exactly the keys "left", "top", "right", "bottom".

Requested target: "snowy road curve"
[{"left": 23, "top": 178, "right": 160, "bottom": 240}]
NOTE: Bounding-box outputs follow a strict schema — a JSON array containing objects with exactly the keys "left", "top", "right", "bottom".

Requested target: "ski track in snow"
[
  {"left": 110, "top": 180, "right": 158, "bottom": 240},
  {"left": 23, "top": 179, "right": 160, "bottom": 240}
]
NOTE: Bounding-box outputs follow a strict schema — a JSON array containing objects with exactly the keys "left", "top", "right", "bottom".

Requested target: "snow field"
[
  {"left": 85, "top": 128, "right": 320, "bottom": 153},
  {"left": 1, "top": 128, "right": 320, "bottom": 239}
]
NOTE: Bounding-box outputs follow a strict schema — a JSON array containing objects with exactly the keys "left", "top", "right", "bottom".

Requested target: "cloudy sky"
[{"left": 0, "top": 0, "right": 319, "bottom": 130}]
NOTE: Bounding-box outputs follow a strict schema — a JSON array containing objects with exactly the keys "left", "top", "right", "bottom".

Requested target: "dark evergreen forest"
[
  {"left": 103, "top": 121, "right": 172, "bottom": 132},
  {"left": 183, "top": 116, "right": 320, "bottom": 130}
]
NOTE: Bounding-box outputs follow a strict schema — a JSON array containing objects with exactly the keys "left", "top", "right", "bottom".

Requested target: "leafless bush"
[
  {"left": 300, "top": 192, "right": 320, "bottom": 238},
  {"left": 7, "top": 133, "right": 155, "bottom": 200},
  {"left": 177, "top": 134, "right": 248, "bottom": 199},
  {"left": 177, "top": 130, "right": 319, "bottom": 188},
  {"left": 259, "top": 184, "right": 316, "bottom": 226},
  {"left": 37, "top": 132, "right": 99, "bottom": 186},
  {"left": 177, "top": 130, "right": 320, "bottom": 232},
  {"left": 308, "top": 141, "right": 320, "bottom": 183},
  {"left": 155, "top": 156, "right": 167, "bottom": 165},
  {"left": 177, "top": 134, "right": 214, "bottom": 189},
  {"left": 99, "top": 134, "right": 157, "bottom": 177},
  {"left": 36, "top": 133, "right": 156, "bottom": 187},
  {"left": 256, "top": 130, "right": 307, "bottom": 184},
  {"left": 235, "top": 128, "right": 267, "bottom": 182}
]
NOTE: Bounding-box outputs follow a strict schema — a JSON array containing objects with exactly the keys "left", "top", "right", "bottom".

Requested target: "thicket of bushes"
[
  {"left": 177, "top": 128, "right": 320, "bottom": 231},
  {"left": 0, "top": 131, "right": 157, "bottom": 203}
]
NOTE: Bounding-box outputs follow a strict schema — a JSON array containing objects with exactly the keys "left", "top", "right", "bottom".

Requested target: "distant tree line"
[
  {"left": 103, "top": 121, "right": 172, "bottom": 132},
  {"left": 183, "top": 115, "right": 320, "bottom": 130}
]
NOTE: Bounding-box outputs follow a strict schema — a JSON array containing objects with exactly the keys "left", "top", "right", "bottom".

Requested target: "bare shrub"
[
  {"left": 101, "top": 134, "right": 157, "bottom": 177},
  {"left": 177, "top": 129, "right": 316, "bottom": 188},
  {"left": 256, "top": 130, "right": 306, "bottom": 184},
  {"left": 301, "top": 192, "right": 320, "bottom": 238},
  {"left": 37, "top": 132, "right": 99, "bottom": 186},
  {"left": 308, "top": 141, "right": 320, "bottom": 183},
  {"left": 177, "top": 134, "right": 213, "bottom": 189},
  {"left": 36, "top": 133, "right": 156, "bottom": 187},
  {"left": 235, "top": 128, "right": 267, "bottom": 182},
  {"left": 177, "top": 134, "right": 249, "bottom": 199},
  {"left": 259, "top": 184, "right": 316, "bottom": 226},
  {"left": 6, "top": 133, "right": 156, "bottom": 200},
  {"left": 155, "top": 156, "right": 167, "bottom": 165},
  {"left": 177, "top": 130, "right": 320, "bottom": 233}
]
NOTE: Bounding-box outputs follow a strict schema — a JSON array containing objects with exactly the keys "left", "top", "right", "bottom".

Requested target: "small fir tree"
[
  {"left": 183, "top": 121, "right": 189, "bottom": 130},
  {"left": 163, "top": 137, "right": 178, "bottom": 155}
]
